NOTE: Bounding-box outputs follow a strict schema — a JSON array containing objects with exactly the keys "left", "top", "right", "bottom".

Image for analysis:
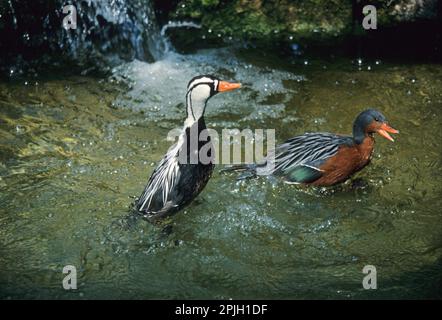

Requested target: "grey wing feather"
[
  {"left": 137, "top": 144, "right": 181, "bottom": 213},
  {"left": 257, "top": 133, "right": 349, "bottom": 176}
]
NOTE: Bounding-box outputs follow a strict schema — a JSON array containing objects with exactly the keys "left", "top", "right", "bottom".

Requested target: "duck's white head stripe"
[
  {"left": 189, "top": 83, "right": 211, "bottom": 101},
  {"left": 187, "top": 76, "right": 217, "bottom": 93}
]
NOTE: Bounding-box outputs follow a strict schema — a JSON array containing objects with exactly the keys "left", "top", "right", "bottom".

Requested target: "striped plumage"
[
  {"left": 136, "top": 118, "right": 213, "bottom": 221},
  {"left": 137, "top": 138, "right": 181, "bottom": 213},
  {"left": 258, "top": 133, "right": 352, "bottom": 177}
]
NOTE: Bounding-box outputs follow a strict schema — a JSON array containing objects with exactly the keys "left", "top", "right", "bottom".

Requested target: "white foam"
[{"left": 111, "top": 48, "right": 305, "bottom": 123}]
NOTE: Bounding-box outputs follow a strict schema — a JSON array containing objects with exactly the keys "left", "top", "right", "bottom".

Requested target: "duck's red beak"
[
  {"left": 377, "top": 123, "right": 399, "bottom": 142},
  {"left": 218, "top": 81, "right": 241, "bottom": 92}
]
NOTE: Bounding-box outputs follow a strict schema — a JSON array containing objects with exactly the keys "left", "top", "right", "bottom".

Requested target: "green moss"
[
  {"left": 201, "top": 0, "right": 219, "bottom": 7},
  {"left": 172, "top": 0, "right": 353, "bottom": 43},
  {"left": 166, "top": 0, "right": 439, "bottom": 50}
]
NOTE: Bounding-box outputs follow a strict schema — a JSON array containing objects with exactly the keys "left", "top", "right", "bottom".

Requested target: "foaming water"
[
  {"left": 0, "top": 48, "right": 441, "bottom": 299},
  {"left": 111, "top": 48, "right": 304, "bottom": 125}
]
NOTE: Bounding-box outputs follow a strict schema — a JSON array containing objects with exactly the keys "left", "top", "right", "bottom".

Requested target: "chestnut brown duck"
[{"left": 229, "top": 109, "right": 399, "bottom": 186}]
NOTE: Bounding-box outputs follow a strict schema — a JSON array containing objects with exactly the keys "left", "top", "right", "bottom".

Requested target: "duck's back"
[{"left": 136, "top": 118, "right": 214, "bottom": 220}]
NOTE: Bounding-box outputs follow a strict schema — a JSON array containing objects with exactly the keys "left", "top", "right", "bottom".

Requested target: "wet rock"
[
  {"left": 171, "top": 0, "right": 352, "bottom": 42},
  {"left": 0, "top": 0, "right": 164, "bottom": 74},
  {"left": 164, "top": 0, "right": 440, "bottom": 47}
]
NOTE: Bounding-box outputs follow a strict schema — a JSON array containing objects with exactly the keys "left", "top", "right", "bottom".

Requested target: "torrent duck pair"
[{"left": 135, "top": 75, "right": 398, "bottom": 222}]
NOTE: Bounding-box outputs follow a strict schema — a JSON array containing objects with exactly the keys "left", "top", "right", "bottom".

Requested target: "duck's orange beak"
[
  {"left": 377, "top": 123, "right": 399, "bottom": 142},
  {"left": 218, "top": 81, "right": 241, "bottom": 92}
]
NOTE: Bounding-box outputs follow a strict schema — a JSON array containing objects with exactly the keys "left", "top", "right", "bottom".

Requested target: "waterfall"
[
  {"left": 59, "top": 0, "right": 165, "bottom": 62},
  {"left": 0, "top": 0, "right": 166, "bottom": 72}
]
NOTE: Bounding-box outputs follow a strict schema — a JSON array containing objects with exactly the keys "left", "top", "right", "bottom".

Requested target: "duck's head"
[
  {"left": 185, "top": 75, "right": 241, "bottom": 122},
  {"left": 353, "top": 109, "right": 399, "bottom": 144}
]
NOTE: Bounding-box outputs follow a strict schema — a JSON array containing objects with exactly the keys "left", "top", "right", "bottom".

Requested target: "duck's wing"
[
  {"left": 261, "top": 133, "right": 352, "bottom": 183},
  {"left": 136, "top": 143, "right": 181, "bottom": 214}
]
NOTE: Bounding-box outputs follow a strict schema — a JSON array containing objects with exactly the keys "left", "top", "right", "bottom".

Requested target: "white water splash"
[{"left": 111, "top": 48, "right": 305, "bottom": 124}]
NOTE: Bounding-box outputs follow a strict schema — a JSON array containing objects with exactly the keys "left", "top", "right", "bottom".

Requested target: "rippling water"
[{"left": 0, "top": 48, "right": 441, "bottom": 299}]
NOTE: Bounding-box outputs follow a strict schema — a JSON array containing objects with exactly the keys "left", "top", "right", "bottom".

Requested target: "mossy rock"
[
  {"left": 172, "top": 0, "right": 352, "bottom": 42},
  {"left": 165, "top": 0, "right": 439, "bottom": 47}
]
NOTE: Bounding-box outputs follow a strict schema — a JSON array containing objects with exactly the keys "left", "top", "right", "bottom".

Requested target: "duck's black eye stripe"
[
  {"left": 185, "top": 91, "right": 196, "bottom": 120},
  {"left": 188, "top": 82, "right": 214, "bottom": 93},
  {"left": 189, "top": 94, "right": 195, "bottom": 120}
]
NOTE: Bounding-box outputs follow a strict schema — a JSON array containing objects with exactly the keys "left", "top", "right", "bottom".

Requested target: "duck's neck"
[
  {"left": 353, "top": 123, "right": 368, "bottom": 145},
  {"left": 183, "top": 99, "right": 207, "bottom": 142},
  {"left": 355, "top": 133, "right": 375, "bottom": 164},
  {"left": 185, "top": 95, "right": 206, "bottom": 128}
]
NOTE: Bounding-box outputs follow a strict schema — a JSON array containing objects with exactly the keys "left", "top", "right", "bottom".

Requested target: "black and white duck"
[{"left": 135, "top": 75, "right": 241, "bottom": 222}]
